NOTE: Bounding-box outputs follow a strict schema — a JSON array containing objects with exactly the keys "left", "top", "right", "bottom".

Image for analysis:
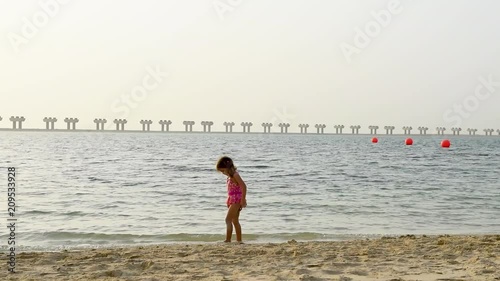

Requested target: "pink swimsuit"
[{"left": 226, "top": 175, "right": 242, "bottom": 207}]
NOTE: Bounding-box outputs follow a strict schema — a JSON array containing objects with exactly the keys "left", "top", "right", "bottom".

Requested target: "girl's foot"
[
  {"left": 237, "top": 241, "right": 244, "bottom": 244},
  {"left": 223, "top": 240, "right": 231, "bottom": 243}
]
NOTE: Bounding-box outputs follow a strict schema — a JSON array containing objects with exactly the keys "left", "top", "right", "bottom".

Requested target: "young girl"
[{"left": 216, "top": 156, "right": 247, "bottom": 243}]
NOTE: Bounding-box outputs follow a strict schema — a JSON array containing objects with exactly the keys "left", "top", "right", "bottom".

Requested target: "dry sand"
[{"left": 3, "top": 235, "right": 499, "bottom": 281}]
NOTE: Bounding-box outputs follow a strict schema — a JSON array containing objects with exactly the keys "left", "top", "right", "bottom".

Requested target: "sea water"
[{"left": 1, "top": 131, "right": 499, "bottom": 251}]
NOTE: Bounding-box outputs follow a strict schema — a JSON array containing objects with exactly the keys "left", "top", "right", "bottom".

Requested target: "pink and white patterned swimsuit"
[{"left": 226, "top": 174, "right": 242, "bottom": 207}]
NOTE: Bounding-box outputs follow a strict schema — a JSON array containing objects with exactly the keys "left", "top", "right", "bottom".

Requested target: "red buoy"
[
  {"left": 405, "top": 138, "right": 413, "bottom": 145},
  {"left": 441, "top": 139, "right": 451, "bottom": 148},
  {"left": 372, "top": 137, "right": 378, "bottom": 143}
]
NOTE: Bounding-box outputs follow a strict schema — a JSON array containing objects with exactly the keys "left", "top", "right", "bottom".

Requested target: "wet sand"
[{"left": 3, "top": 235, "right": 499, "bottom": 281}]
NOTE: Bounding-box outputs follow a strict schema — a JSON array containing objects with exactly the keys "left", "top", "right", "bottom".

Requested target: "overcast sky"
[{"left": 1, "top": 0, "right": 499, "bottom": 132}]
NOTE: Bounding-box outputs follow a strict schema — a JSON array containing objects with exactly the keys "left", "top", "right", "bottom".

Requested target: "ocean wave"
[
  {"left": 23, "top": 210, "right": 53, "bottom": 215},
  {"left": 0, "top": 231, "right": 379, "bottom": 252},
  {"left": 88, "top": 176, "right": 113, "bottom": 184},
  {"left": 247, "top": 165, "right": 271, "bottom": 169}
]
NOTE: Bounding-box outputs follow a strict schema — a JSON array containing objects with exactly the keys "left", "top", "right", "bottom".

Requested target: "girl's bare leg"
[
  {"left": 233, "top": 208, "right": 242, "bottom": 243},
  {"left": 225, "top": 204, "right": 240, "bottom": 242}
]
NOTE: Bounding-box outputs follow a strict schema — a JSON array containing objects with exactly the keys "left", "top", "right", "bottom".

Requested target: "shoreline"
[
  {"left": 4, "top": 235, "right": 499, "bottom": 280},
  {"left": 8, "top": 232, "right": 499, "bottom": 253}
]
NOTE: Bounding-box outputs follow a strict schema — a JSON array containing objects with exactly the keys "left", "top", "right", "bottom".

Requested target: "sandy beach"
[{"left": 4, "top": 235, "right": 499, "bottom": 281}]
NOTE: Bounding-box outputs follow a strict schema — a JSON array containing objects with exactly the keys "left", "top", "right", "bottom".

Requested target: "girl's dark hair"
[{"left": 216, "top": 156, "right": 237, "bottom": 177}]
